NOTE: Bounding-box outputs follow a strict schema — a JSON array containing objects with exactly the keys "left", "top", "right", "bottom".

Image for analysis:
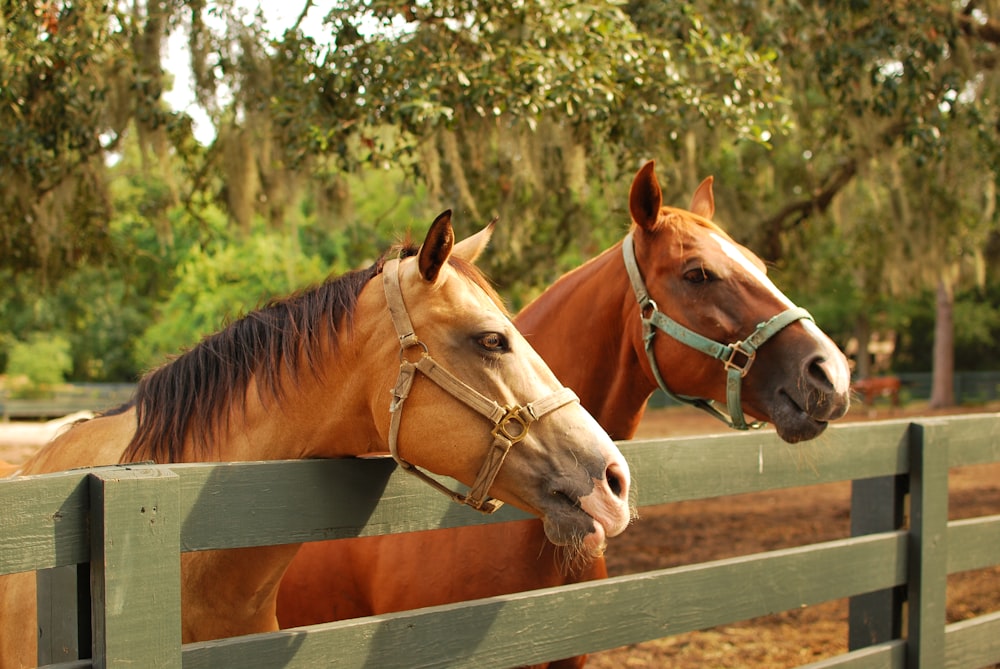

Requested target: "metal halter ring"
[
  {"left": 398, "top": 339, "right": 429, "bottom": 363},
  {"left": 491, "top": 406, "right": 531, "bottom": 443},
  {"left": 641, "top": 299, "right": 658, "bottom": 320}
]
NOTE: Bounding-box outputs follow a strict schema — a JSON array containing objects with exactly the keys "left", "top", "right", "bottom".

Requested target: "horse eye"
[
  {"left": 683, "top": 266, "right": 713, "bottom": 284},
  {"left": 478, "top": 332, "right": 509, "bottom": 353}
]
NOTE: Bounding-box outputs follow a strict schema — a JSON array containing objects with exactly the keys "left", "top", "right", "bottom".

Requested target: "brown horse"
[
  {"left": 853, "top": 375, "right": 902, "bottom": 407},
  {"left": 0, "top": 211, "right": 632, "bottom": 668},
  {"left": 275, "top": 162, "right": 852, "bottom": 668}
]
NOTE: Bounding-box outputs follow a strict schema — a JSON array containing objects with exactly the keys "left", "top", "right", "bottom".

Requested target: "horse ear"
[
  {"left": 452, "top": 216, "right": 495, "bottom": 264},
  {"left": 690, "top": 176, "right": 715, "bottom": 219},
  {"left": 418, "top": 210, "right": 454, "bottom": 283},
  {"left": 629, "top": 160, "right": 662, "bottom": 231}
]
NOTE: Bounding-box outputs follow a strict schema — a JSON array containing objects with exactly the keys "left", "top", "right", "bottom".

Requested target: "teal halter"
[{"left": 622, "top": 231, "right": 813, "bottom": 430}]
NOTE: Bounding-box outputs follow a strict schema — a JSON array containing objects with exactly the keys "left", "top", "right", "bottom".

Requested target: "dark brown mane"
[
  {"left": 120, "top": 245, "right": 503, "bottom": 464},
  {"left": 121, "top": 251, "right": 402, "bottom": 464}
]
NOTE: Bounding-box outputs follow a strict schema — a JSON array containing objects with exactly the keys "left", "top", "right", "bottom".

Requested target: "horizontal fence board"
[
  {"left": 0, "top": 470, "right": 90, "bottom": 575},
  {"left": 947, "top": 515, "right": 1000, "bottom": 574},
  {"left": 625, "top": 420, "right": 911, "bottom": 507},
  {"left": 170, "top": 421, "right": 916, "bottom": 552},
  {"left": 182, "top": 532, "right": 907, "bottom": 669},
  {"left": 799, "top": 639, "right": 906, "bottom": 669},
  {"left": 170, "top": 459, "right": 532, "bottom": 551},
  {"left": 942, "top": 413, "right": 1000, "bottom": 467},
  {"left": 944, "top": 610, "right": 1000, "bottom": 669}
]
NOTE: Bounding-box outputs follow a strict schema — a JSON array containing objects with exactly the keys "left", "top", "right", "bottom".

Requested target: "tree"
[
  {"left": 7, "top": 1, "right": 1000, "bottom": 390},
  {"left": 0, "top": 1, "right": 192, "bottom": 282}
]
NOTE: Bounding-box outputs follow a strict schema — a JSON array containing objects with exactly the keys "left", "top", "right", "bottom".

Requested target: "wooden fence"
[
  {"left": 2, "top": 413, "right": 999, "bottom": 668},
  {"left": 0, "top": 384, "right": 135, "bottom": 421}
]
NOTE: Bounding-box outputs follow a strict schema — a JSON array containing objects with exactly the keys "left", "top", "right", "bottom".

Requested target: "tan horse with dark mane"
[
  {"left": 0, "top": 211, "right": 632, "bottom": 668},
  {"left": 276, "top": 162, "right": 852, "bottom": 668}
]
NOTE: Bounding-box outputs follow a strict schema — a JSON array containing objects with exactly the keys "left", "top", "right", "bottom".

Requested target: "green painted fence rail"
[{"left": 1, "top": 413, "right": 999, "bottom": 668}]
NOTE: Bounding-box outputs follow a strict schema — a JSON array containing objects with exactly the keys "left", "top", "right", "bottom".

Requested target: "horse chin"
[
  {"left": 540, "top": 507, "right": 606, "bottom": 568},
  {"left": 768, "top": 391, "right": 831, "bottom": 444}
]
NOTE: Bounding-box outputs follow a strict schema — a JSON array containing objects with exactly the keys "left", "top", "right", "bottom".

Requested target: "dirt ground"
[
  {"left": 2, "top": 400, "right": 999, "bottom": 667},
  {"left": 586, "top": 400, "right": 1000, "bottom": 668}
]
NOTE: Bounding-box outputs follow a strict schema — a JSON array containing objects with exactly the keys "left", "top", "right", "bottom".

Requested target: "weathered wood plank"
[
  {"left": 848, "top": 473, "right": 907, "bottom": 650},
  {"left": 89, "top": 466, "right": 182, "bottom": 668},
  {"left": 940, "top": 413, "right": 1000, "bottom": 467},
  {"left": 947, "top": 514, "right": 1000, "bottom": 574},
  {"left": 944, "top": 610, "right": 1000, "bottom": 669},
  {"left": 170, "top": 459, "right": 532, "bottom": 551},
  {"left": 36, "top": 564, "right": 88, "bottom": 664},
  {"left": 799, "top": 639, "right": 906, "bottom": 669},
  {"left": 182, "top": 532, "right": 907, "bottom": 669},
  {"left": 170, "top": 420, "right": 914, "bottom": 552},
  {"left": 907, "top": 420, "right": 950, "bottom": 669},
  {"left": 624, "top": 419, "right": 911, "bottom": 507},
  {"left": 0, "top": 470, "right": 90, "bottom": 574}
]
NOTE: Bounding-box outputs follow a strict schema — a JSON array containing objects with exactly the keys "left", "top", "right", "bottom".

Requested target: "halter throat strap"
[
  {"left": 622, "top": 231, "right": 813, "bottom": 430},
  {"left": 382, "top": 257, "right": 579, "bottom": 513}
]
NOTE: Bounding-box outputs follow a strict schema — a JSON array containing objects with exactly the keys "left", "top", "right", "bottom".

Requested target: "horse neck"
[
  {"left": 218, "top": 357, "right": 386, "bottom": 463},
  {"left": 515, "top": 242, "right": 656, "bottom": 440}
]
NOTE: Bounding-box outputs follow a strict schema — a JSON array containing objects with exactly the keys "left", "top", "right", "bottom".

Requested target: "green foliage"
[
  {"left": 0, "top": 2, "right": 188, "bottom": 279},
  {"left": 894, "top": 285, "right": 1000, "bottom": 373},
  {"left": 135, "top": 231, "right": 330, "bottom": 369},
  {"left": 3, "top": 334, "right": 72, "bottom": 398},
  {"left": 4, "top": 0, "right": 1000, "bottom": 386}
]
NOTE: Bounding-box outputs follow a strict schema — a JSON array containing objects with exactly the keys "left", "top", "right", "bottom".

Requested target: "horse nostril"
[
  {"left": 606, "top": 462, "right": 627, "bottom": 499},
  {"left": 806, "top": 356, "right": 835, "bottom": 392}
]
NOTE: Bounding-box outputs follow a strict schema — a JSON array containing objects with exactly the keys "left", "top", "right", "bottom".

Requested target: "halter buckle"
[
  {"left": 492, "top": 406, "right": 531, "bottom": 444},
  {"left": 723, "top": 341, "right": 756, "bottom": 377}
]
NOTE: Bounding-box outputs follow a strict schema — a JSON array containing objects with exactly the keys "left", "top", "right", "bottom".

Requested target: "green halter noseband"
[{"left": 622, "top": 231, "right": 813, "bottom": 430}]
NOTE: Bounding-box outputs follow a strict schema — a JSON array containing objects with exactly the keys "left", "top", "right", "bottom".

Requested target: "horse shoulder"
[{"left": 0, "top": 571, "right": 36, "bottom": 668}]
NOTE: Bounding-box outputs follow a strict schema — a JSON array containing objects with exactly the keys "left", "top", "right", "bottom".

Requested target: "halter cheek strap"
[
  {"left": 382, "top": 257, "right": 579, "bottom": 514},
  {"left": 622, "top": 232, "right": 813, "bottom": 430}
]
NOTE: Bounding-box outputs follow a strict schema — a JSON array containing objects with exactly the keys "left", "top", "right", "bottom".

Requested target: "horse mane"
[{"left": 119, "top": 245, "right": 504, "bottom": 465}]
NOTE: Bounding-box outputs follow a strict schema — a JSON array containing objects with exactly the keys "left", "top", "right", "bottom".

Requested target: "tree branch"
[
  {"left": 291, "top": 0, "right": 314, "bottom": 34},
  {"left": 941, "top": 3, "right": 1000, "bottom": 45},
  {"left": 758, "top": 158, "right": 858, "bottom": 260}
]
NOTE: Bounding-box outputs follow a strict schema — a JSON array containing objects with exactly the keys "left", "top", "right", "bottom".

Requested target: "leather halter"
[
  {"left": 622, "top": 231, "right": 813, "bottom": 430},
  {"left": 382, "top": 257, "right": 580, "bottom": 513}
]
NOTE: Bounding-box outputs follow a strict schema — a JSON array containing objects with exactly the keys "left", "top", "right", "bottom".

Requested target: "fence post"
[
  {"left": 906, "top": 420, "right": 949, "bottom": 669},
  {"left": 89, "top": 466, "right": 182, "bottom": 668},
  {"left": 848, "top": 474, "right": 908, "bottom": 649},
  {"left": 36, "top": 563, "right": 90, "bottom": 663}
]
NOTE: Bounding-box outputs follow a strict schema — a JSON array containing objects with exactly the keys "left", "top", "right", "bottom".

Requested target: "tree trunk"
[
  {"left": 854, "top": 312, "right": 872, "bottom": 379},
  {"left": 929, "top": 276, "right": 955, "bottom": 408}
]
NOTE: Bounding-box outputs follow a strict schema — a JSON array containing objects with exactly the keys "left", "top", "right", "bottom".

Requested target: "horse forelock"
[
  {"left": 447, "top": 256, "right": 510, "bottom": 317},
  {"left": 659, "top": 206, "right": 728, "bottom": 238},
  {"left": 121, "top": 257, "right": 389, "bottom": 465}
]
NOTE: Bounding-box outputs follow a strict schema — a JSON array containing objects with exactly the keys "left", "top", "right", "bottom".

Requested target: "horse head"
[
  {"left": 626, "top": 161, "right": 851, "bottom": 443},
  {"left": 363, "top": 210, "right": 632, "bottom": 558}
]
